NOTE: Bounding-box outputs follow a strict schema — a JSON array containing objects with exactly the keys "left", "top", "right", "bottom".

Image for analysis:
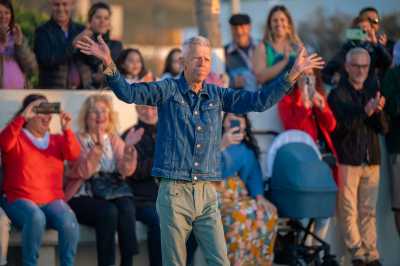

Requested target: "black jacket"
[
  {"left": 122, "top": 121, "right": 158, "bottom": 207},
  {"left": 328, "top": 78, "right": 389, "bottom": 165},
  {"left": 34, "top": 19, "right": 92, "bottom": 89},
  {"left": 322, "top": 40, "right": 392, "bottom": 86}
]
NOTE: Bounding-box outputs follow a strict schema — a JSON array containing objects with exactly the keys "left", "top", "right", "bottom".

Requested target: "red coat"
[{"left": 278, "top": 88, "right": 340, "bottom": 185}]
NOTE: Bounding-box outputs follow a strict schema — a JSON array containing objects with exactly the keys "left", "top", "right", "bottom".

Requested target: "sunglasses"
[{"left": 368, "top": 18, "right": 379, "bottom": 24}]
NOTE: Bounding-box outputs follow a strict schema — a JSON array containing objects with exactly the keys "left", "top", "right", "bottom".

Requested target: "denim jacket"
[{"left": 105, "top": 67, "right": 292, "bottom": 181}]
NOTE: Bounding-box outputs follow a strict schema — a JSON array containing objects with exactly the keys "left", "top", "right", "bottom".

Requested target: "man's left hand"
[{"left": 288, "top": 47, "right": 325, "bottom": 84}]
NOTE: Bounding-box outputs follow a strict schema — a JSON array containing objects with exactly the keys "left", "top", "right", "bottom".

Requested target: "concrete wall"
[{"left": 0, "top": 90, "right": 138, "bottom": 134}]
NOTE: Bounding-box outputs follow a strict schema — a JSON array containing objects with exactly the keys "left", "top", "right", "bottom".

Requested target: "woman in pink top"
[
  {"left": 65, "top": 94, "right": 138, "bottom": 266},
  {"left": 0, "top": 0, "right": 37, "bottom": 89}
]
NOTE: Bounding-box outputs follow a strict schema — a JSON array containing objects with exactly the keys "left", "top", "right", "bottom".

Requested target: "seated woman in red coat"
[
  {"left": 0, "top": 94, "right": 81, "bottom": 266},
  {"left": 278, "top": 68, "right": 337, "bottom": 245}
]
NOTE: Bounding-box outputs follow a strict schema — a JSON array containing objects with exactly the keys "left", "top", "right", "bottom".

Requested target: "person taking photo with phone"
[
  {"left": 322, "top": 15, "right": 392, "bottom": 87},
  {"left": 220, "top": 112, "right": 278, "bottom": 265},
  {"left": 0, "top": 94, "right": 80, "bottom": 266},
  {"left": 0, "top": 0, "right": 37, "bottom": 89}
]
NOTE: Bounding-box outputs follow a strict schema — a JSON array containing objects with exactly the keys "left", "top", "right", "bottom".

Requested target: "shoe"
[
  {"left": 366, "top": 260, "right": 382, "bottom": 266},
  {"left": 352, "top": 259, "right": 366, "bottom": 266}
]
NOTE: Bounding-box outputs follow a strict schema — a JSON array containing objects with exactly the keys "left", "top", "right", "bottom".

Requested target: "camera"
[{"left": 33, "top": 102, "right": 61, "bottom": 114}]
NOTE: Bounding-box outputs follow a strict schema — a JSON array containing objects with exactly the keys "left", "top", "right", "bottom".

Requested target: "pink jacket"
[{"left": 64, "top": 132, "right": 137, "bottom": 201}]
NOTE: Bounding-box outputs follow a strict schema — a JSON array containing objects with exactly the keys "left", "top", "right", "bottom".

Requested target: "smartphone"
[
  {"left": 345, "top": 28, "right": 367, "bottom": 41},
  {"left": 33, "top": 102, "right": 61, "bottom": 114},
  {"left": 230, "top": 119, "right": 241, "bottom": 134}
]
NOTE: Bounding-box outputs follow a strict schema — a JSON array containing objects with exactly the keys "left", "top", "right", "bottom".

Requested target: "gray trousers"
[{"left": 156, "top": 179, "right": 229, "bottom": 266}]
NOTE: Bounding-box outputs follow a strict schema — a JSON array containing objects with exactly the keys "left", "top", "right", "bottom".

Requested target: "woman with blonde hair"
[
  {"left": 65, "top": 94, "right": 139, "bottom": 266},
  {"left": 253, "top": 5, "right": 302, "bottom": 84}
]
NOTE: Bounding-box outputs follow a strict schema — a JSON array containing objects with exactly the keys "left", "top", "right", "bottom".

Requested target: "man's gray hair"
[
  {"left": 345, "top": 47, "right": 370, "bottom": 63},
  {"left": 182, "top": 36, "right": 211, "bottom": 58}
]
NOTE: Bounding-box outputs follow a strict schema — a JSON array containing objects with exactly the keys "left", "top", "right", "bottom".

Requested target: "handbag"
[{"left": 90, "top": 171, "right": 133, "bottom": 200}]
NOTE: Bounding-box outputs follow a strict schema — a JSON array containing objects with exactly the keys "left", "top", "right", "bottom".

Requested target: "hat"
[{"left": 229, "top": 14, "right": 251, "bottom": 26}]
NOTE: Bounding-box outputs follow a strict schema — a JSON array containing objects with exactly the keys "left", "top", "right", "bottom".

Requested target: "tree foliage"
[{"left": 13, "top": 0, "right": 49, "bottom": 47}]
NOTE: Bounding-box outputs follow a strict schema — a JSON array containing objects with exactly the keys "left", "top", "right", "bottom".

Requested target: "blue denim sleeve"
[
  {"left": 105, "top": 71, "right": 171, "bottom": 105},
  {"left": 220, "top": 72, "right": 292, "bottom": 113}
]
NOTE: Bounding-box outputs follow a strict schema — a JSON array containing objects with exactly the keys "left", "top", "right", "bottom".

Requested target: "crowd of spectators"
[{"left": 0, "top": 0, "right": 399, "bottom": 266}]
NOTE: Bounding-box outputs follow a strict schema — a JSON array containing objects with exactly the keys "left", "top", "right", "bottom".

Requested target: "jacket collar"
[{"left": 177, "top": 73, "right": 210, "bottom": 98}]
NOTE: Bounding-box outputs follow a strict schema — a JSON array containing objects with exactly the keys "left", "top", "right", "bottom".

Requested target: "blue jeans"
[{"left": 2, "top": 198, "right": 79, "bottom": 266}]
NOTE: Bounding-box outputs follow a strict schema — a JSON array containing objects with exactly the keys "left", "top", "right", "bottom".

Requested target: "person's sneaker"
[
  {"left": 352, "top": 259, "right": 366, "bottom": 266},
  {"left": 366, "top": 260, "right": 382, "bottom": 266}
]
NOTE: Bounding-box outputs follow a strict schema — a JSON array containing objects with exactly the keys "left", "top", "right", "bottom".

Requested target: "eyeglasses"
[{"left": 350, "top": 63, "right": 369, "bottom": 70}]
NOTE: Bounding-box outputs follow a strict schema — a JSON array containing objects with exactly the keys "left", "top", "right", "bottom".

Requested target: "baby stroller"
[{"left": 265, "top": 130, "right": 339, "bottom": 266}]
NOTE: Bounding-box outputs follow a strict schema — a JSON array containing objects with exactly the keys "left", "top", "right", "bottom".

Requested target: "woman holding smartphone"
[
  {"left": 0, "top": 0, "right": 37, "bottom": 89},
  {"left": 0, "top": 94, "right": 80, "bottom": 266},
  {"left": 220, "top": 112, "right": 278, "bottom": 266}
]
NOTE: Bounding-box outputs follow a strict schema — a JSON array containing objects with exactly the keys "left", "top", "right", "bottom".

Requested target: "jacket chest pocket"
[
  {"left": 170, "top": 97, "right": 190, "bottom": 124},
  {"left": 200, "top": 100, "right": 220, "bottom": 125}
]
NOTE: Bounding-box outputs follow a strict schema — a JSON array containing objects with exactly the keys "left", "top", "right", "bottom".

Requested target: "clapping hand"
[
  {"left": 125, "top": 127, "right": 145, "bottom": 146},
  {"left": 312, "top": 91, "right": 326, "bottom": 110},
  {"left": 12, "top": 24, "right": 23, "bottom": 46},
  {"left": 365, "top": 91, "right": 385, "bottom": 116},
  {"left": 123, "top": 144, "right": 137, "bottom": 162},
  {"left": 72, "top": 28, "right": 93, "bottom": 47},
  {"left": 0, "top": 24, "right": 8, "bottom": 44}
]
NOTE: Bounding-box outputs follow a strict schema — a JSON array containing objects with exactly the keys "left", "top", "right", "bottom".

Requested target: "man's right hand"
[{"left": 75, "top": 35, "right": 112, "bottom": 66}]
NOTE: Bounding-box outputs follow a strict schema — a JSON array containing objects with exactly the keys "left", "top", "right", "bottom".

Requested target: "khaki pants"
[
  {"left": 156, "top": 179, "right": 229, "bottom": 266},
  {"left": 338, "top": 164, "right": 380, "bottom": 262}
]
